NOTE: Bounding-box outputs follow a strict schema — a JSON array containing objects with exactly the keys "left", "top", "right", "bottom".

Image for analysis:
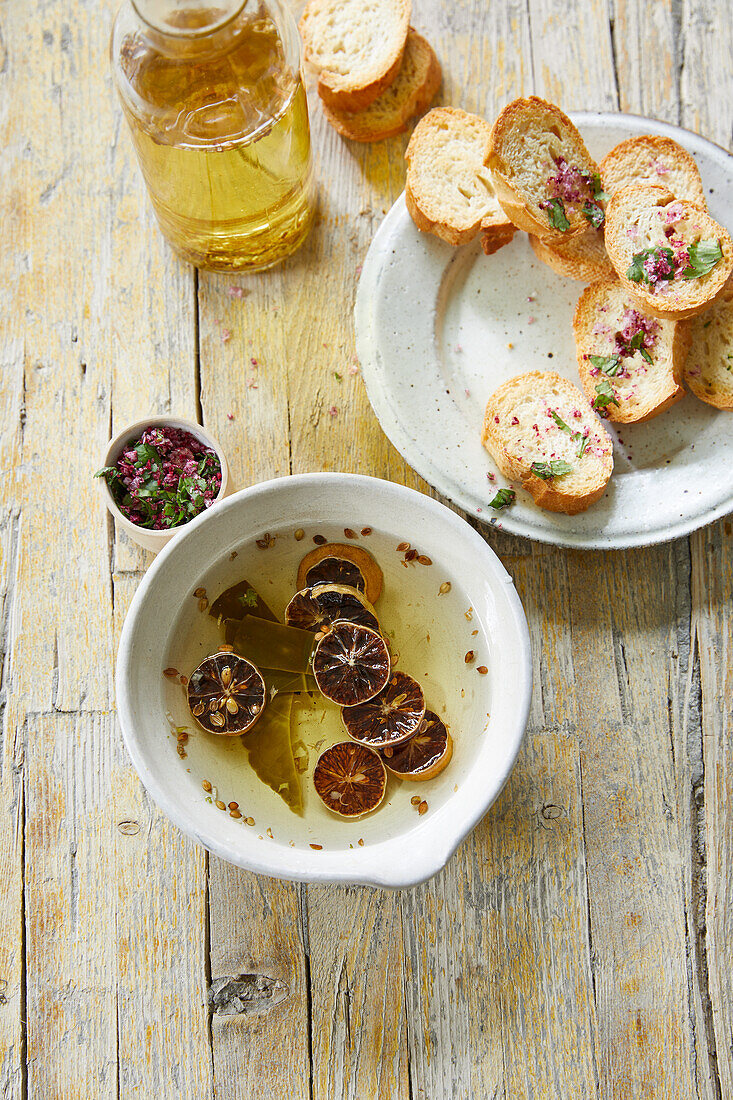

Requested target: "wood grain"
[
  {"left": 0, "top": 0, "right": 731, "bottom": 1096},
  {"left": 682, "top": 2, "right": 733, "bottom": 1096}
]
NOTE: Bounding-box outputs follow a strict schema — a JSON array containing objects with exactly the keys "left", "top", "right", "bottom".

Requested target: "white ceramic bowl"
[
  {"left": 99, "top": 415, "right": 230, "bottom": 553},
  {"left": 116, "top": 474, "right": 531, "bottom": 887}
]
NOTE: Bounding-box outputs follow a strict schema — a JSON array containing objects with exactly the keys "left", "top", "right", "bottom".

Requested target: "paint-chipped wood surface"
[{"left": 0, "top": 0, "right": 730, "bottom": 1096}]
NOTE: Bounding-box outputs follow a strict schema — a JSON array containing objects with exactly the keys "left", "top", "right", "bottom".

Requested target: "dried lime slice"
[
  {"left": 187, "top": 652, "right": 266, "bottom": 735},
  {"left": 285, "top": 584, "right": 379, "bottom": 633},
  {"left": 341, "top": 671, "right": 425, "bottom": 748},
  {"left": 313, "top": 741, "right": 387, "bottom": 817},
  {"left": 312, "top": 621, "right": 390, "bottom": 707},
  {"left": 297, "top": 543, "right": 383, "bottom": 602},
  {"left": 380, "top": 710, "right": 453, "bottom": 780}
]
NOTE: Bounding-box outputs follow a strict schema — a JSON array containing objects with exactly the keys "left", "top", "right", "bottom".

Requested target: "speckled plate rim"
[
  {"left": 355, "top": 111, "right": 733, "bottom": 549},
  {"left": 116, "top": 473, "right": 532, "bottom": 888}
]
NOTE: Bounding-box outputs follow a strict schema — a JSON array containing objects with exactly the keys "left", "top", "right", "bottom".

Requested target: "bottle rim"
[{"left": 131, "top": 0, "right": 246, "bottom": 38}]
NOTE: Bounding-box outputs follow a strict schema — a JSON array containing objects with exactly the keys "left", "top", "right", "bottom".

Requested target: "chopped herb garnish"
[
  {"left": 583, "top": 201, "right": 605, "bottom": 229},
  {"left": 334, "top": 371, "right": 343, "bottom": 381},
  {"left": 590, "top": 173, "right": 609, "bottom": 203},
  {"left": 489, "top": 488, "right": 516, "bottom": 510},
  {"left": 589, "top": 354, "right": 623, "bottom": 376},
  {"left": 550, "top": 410, "right": 572, "bottom": 432},
  {"left": 627, "top": 246, "right": 675, "bottom": 284},
  {"left": 530, "top": 459, "right": 573, "bottom": 479},
  {"left": 95, "top": 426, "right": 222, "bottom": 530},
  {"left": 683, "top": 239, "right": 723, "bottom": 279},
  {"left": 542, "top": 198, "right": 570, "bottom": 231},
  {"left": 577, "top": 434, "right": 589, "bottom": 458},
  {"left": 238, "top": 588, "right": 259, "bottom": 609},
  {"left": 592, "top": 379, "right": 620, "bottom": 413},
  {"left": 626, "top": 331, "right": 653, "bottom": 363}
]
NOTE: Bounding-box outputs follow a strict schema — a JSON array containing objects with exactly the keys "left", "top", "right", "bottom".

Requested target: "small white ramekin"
[{"left": 99, "top": 415, "right": 231, "bottom": 553}]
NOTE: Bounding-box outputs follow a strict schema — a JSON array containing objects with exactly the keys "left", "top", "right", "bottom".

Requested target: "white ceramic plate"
[
  {"left": 116, "top": 474, "right": 531, "bottom": 887},
  {"left": 355, "top": 113, "right": 733, "bottom": 548}
]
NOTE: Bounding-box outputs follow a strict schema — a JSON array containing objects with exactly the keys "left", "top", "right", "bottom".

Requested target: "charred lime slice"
[
  {"left": 297, "top": 543, "right": 383, "bottom": 603},
  {"left": 312, "top": 621, "right": 391, "bottom": 707},
  {"left": 313, "top": 741, "right": 387, "bottom": 817},
  {"left": 380, "top": 710, "right": 453, "bottom": 780},
  {"left": 342, "top": 671, "right": 425, "bottom": 748},
  {"left": 304, "top": 556, "right": 366, "bottom": 593},
  {"left": 187, "top": 652, "right": 266, "bottom": 736},
  {"left": 285, "top": 584, "right": 379, "bottom": 634}
]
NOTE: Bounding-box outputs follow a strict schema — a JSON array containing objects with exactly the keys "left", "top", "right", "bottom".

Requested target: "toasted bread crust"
[
  {"left": 684, "top": 290, "right": 733, "bottom": 408},
  {"left": 600, "top": 135, "right": 707, "bottom": 206},
  {"left": 529, "top": 229, "right": 614, "bottom": 282},
  {"left": 604, "top": 185, "right": 733, "bottom": 319},
  {"left": 573, "top": 280, "right": 690, "bottom": 423},
  {"left": 300, "top": 0, "right": 411, "bottom": 112},
  {"left": 405, "top": 107, "right": 514, "bottom": 247},
  {"left": 321, "top": 30, "right": 441, "bottom": 142},
  {"left": 487, "top": 97, "right": 600, "bottom": 243},
  {"left": 481, "top": 371, "right": 613, "bottom": 514}
]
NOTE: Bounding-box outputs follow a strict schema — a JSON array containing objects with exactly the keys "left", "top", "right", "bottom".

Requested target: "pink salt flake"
[
  {"left": 464, "top": 388, "right": 471, "bottom": 397},
  {"left": 328, "top": 405, "right": 338, "bottom": 417},
  {"left": 227, "top": 412, "right": 234, "bottom": 421},
  {"left": 250, "top": 357, "right": 258, "bottom": 367},
  {"left": 220, "top": 328, "right": 232, "bottom": 344},
  {"left": 228, "top": 286, "right": 245, "bottom": 299},
  {"left": 348, "top": 363, "right": 359, "bottom": 376},
  {"left": 511, "top": 416, "right": 519, "bottom": 425},
  {"left": 527, "top": 316, "right": 536, "bottom": 325},
  {"left": 247, "top": 378, "right": 258, "bottom": 389}
]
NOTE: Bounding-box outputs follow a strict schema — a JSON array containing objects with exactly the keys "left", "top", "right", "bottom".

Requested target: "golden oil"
[{"left": 112, "top": 3, "right": 315, "bottom": 271}]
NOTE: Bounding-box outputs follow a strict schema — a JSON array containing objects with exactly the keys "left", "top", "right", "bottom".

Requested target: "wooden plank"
[
  {"left": 0, "top": 0, "right": 29, "bottom": 1089},
  {"left": 566, "top": 549, "right": 697, "bottom": 1096},
  {"left": 23, "top": 714, "right": 118, "bottom": 1098},
  {"left": 611, "top": 0, "right": 680, "bottom": 120},
  {"left": 208, "top": 863, "right": 310, "bottom": 1100},
  {"left": 681, "top": 3, "right": 733, "bottom": 1095}
]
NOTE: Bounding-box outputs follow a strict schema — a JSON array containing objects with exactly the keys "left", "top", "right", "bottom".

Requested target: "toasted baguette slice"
[
  {"left": 300, "top": 0, "right": 410, "bottom": 112},
  {"left": 529, "top": 228, "right": 614, "bottom": 282},
  {"left": 573, "top": 280, "right": 689, "bottom": 423},
  {"left": 321, "top": 29, "right": 440, "bottom": 142},
  {"left": 481, "top": 371, "right": 613, "bottom": 514},
  {"left": 405, "top": 107, "right": 515, "bottom": 247},
  {"left": 605, "top": 185, "right": 733, "bottom": 319},
  {"left": 683, "top": 287, "right": 733, "bottom": 408},
  {"left": 486, "top": 97, "right": 602, "bottom": 243},
  {"left": 600, "top": 136, "right": 707, "bottom": 207}
]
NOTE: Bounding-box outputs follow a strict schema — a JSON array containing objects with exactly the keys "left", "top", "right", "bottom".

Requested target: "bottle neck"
[{"left": 131, "top": 0, "right": 246, "bottom": 37}]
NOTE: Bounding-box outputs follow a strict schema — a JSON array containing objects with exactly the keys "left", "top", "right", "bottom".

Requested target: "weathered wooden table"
[{"left": 1, "top": 0, "right": 731, "bottom": 1096}]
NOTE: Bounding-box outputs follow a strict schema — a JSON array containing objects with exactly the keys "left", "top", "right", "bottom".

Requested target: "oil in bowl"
[{"left": 161, "top": 525, "right": 493, "bottom": 852}]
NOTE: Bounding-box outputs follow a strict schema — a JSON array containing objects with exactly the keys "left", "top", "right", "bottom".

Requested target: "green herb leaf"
[
  {"left": 543, "top": 198, "right": 570, "bottom": 231},
  {"left": 590, "top": 173, "right": 609, "bottom": 203},
  {"left": 627, "top": 246, "right": 675, "bottom": 285},
  {"left": 238, "top": 587, "right": 259, "bottom": 609},
  {"left": 488, "top": 488, "right": 516, "bottom": 510},
  {"left": 583, "top": 201, "right": 605, "bottom": 229},
  {"left": 334, "top": 371, "right": 343, "bottom": 381},
  {"left": 530, "top": 460, "right": 573, "bottom": 480},
  {"left": 588, "top": 354, "right": 623, "bottom": 376},
  {"left": 626, "top": 331, "right": 653, "bottom": 364},
  {"left": 592, "top": 378, "right": 620, "bottom": 413},
  {"left": 550, "top": 410, "right": 572, "bottom": 433},
  {"left": 683, "top": 239, "right": 723, "bottom": 279},
  {"left": 576, "top": 434, "right": 589, "bottom": 458}
]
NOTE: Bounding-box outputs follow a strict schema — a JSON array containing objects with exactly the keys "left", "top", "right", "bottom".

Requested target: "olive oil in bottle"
[{"left": 111, "top": 1, "right": 315, "bottom": 271}]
